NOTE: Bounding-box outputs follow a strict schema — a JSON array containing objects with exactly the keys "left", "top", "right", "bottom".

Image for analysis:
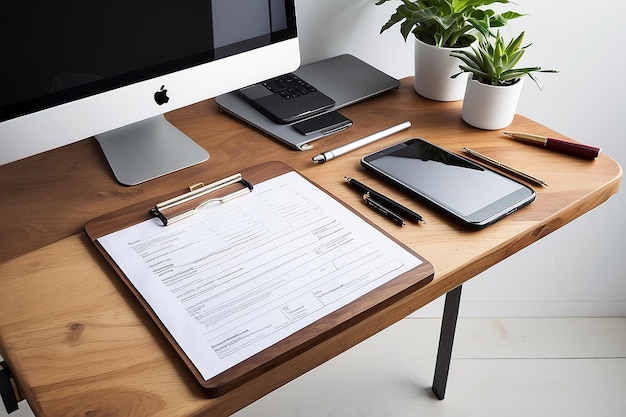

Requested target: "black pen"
[
  {"left": 344, "top": 177, "right": 426, "bottom": 224},
  {"left": 362, "top": 192, "right": 405, "bottom": 226}
]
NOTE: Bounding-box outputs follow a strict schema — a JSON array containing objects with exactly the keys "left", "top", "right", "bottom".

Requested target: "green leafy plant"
[
  {"left": 450, "top": 31, "right": 558, "bottom": 88},
  {"left": 376, "top": 0, "right": 523, "bottom": 48}
]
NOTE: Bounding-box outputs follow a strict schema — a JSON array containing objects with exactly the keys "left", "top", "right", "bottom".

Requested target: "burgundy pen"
[{"left": 503, "top": 131, "right": 601, "bottom": 160}]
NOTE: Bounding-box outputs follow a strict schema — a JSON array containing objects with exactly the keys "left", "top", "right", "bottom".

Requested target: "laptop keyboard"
[{"left": 261, "top": 73, "right": 318, "bottom": 99}]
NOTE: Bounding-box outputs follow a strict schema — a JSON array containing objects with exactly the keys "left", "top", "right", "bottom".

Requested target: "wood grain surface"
[{"left": 0, "top": 78, "right": 621, "bottom": 417}]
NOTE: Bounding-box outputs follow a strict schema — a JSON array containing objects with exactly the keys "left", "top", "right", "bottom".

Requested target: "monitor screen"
[{"left": 0, "top": 0, "right": 300, "bottom": 184}]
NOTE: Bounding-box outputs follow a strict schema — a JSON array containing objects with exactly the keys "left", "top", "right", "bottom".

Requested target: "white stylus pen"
[{"left": 311, "top": 121, "right": 411, "bottom": 163}]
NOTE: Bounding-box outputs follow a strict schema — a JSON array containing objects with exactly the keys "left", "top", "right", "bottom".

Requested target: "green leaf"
[
  {"left": 505, "top": 31, "right": 525, "bottom": 56},
  {"left": 376, "top": 0, "right": 528, "bottom": 48},
  {"left": 448, "top": 27, "right": 557, "bottom": 88}
]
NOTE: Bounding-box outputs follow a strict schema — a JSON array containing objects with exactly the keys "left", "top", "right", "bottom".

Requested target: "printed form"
[{"left": 98, "top": 171, "right": 423, "bottom": 380}]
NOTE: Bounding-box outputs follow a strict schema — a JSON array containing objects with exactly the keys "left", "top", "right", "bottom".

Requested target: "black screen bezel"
[{"left": 0, "top": 1, "right": 298, "bottom": 123}]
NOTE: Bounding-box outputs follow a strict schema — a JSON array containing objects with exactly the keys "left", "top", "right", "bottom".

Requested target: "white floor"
[{"left": 2, "top": 318, "right": 625, "bottom": 417}]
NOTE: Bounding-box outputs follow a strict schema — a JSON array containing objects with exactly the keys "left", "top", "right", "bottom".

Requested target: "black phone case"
[{"left": 291, "top": 111, "right": 352, "bottom": 136}]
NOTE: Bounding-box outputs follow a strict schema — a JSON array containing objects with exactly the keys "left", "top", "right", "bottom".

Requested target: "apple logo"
[{"left": 154, "top": 85, "right": 170, "bottom": 105}]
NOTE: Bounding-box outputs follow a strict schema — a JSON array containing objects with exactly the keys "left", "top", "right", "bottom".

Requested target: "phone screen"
[{"left": 361, "top": 138, "right": 536, "bottom": 228}]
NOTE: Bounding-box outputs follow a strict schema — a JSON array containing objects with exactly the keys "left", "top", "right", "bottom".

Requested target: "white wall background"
[{"left": 296, "top": 0, "right": 626, "bottom": 318}]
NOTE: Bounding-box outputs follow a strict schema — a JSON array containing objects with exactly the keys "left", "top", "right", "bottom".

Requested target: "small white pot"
[
  {"left": 461, "top": 77, "right": 524, "bottom": 130},
  {"left": 414, "top": 38, "right": 469, "bottom": 101}
]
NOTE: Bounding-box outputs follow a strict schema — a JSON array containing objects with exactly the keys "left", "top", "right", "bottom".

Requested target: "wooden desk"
[{"left": 0, "top": 78, "right": 621, "bottom": 416}]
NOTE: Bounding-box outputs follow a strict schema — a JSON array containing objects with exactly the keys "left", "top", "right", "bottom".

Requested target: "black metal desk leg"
[
  {"left": 1, "top": 362, "right": 19, "bottom": 414},
  {"left": 432, "top": 285, "right": 462, "bottom": 400}
]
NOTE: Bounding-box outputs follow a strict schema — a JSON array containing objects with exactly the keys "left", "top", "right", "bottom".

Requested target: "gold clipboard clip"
[{"left": 150, "top": 173, "right": 254, "bottom": 226}]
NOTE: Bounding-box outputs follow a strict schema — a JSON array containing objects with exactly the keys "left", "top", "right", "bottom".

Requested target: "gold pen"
[{"left": 461, "top": 147, "right": 548, "bottom": 187}]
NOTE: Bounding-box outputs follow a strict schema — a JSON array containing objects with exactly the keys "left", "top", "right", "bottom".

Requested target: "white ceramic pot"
[
  {"left": 461, "top": 77, "right": 524, "bottom": 130},
  {"left": 414, "top": 38, "right": 469, "bottom": 101}
]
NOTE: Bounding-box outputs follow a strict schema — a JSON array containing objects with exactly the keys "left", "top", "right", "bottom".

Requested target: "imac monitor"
[{"left": 0, "top": 1, "right": 300, "bottom": 185}]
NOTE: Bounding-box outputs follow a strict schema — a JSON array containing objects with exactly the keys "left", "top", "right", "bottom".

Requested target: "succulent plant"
[{"left": 450, "top": 31, "right": 558, "bottom": 89}]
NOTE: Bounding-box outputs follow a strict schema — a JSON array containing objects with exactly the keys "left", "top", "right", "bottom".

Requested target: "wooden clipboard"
[{"left": 85, "top": 160, "right": 434, "bottom": 396}]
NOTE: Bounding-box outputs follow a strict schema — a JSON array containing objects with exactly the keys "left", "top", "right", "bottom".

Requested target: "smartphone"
[
  {"left": 361, "top": 138, "right": 536, "bottom": 228},
  {"left": 291, "top": 111, "right": 352, "bottom": 136}
]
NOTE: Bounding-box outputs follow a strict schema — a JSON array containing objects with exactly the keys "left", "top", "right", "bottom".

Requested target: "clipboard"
[{"left": 85, "top": 161, "right": 433, "bottom": 396}]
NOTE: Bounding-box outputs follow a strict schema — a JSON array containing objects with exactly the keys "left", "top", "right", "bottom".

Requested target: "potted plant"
[
  {"left": 450, "top": 31, "right": 558, "bottom": 129},
  {"left": 375, "top": 0, "right": 522, "bottom": 101}
]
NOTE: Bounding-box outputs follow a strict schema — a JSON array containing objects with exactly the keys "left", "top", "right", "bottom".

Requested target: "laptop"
[
  {"left": 215, "top": 54, "right": 401, "bottom": 150},
  {"left": 239, "top": 73, "right": 336, "bottom": 124}
]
